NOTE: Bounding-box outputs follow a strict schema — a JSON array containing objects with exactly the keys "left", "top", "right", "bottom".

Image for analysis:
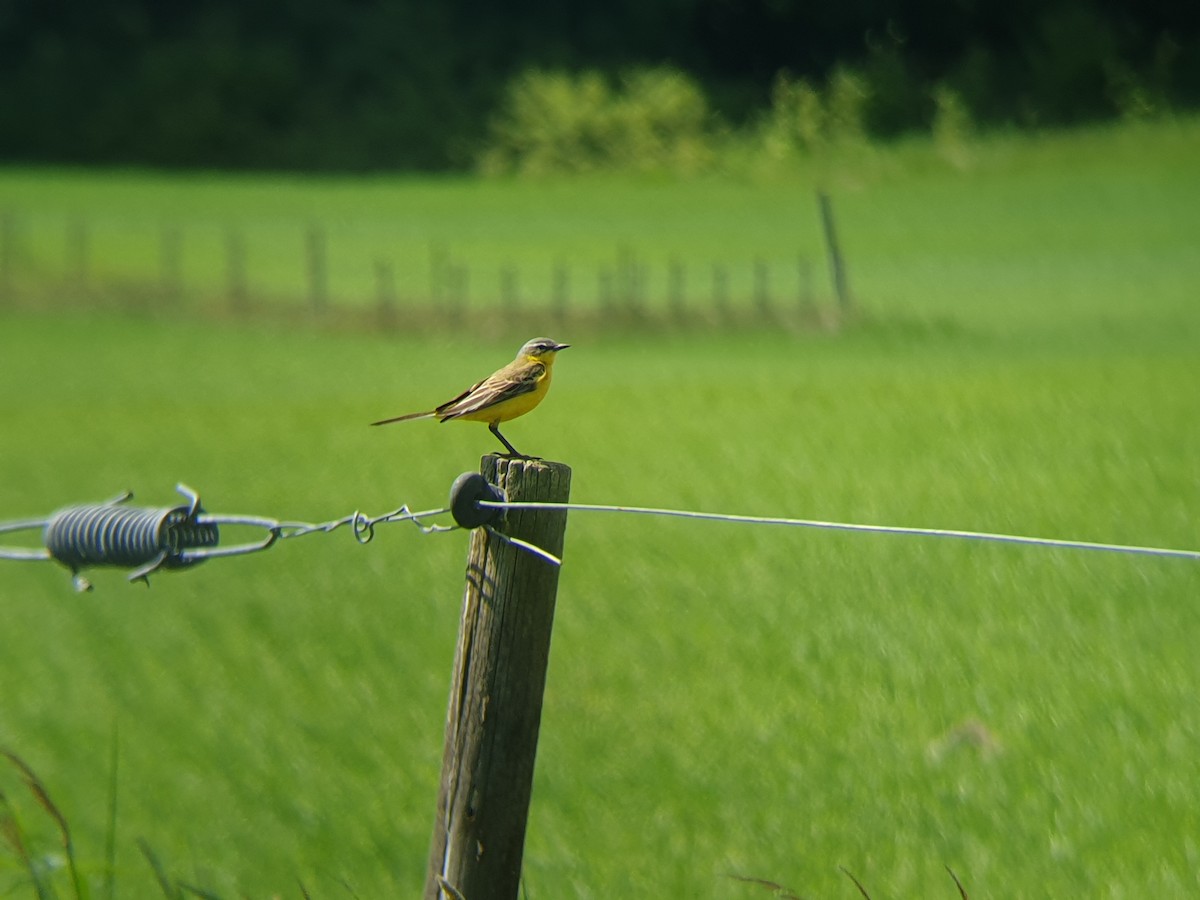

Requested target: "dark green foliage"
[{"left": 0, "top": 0, "right": 1197, "bottom": 170}]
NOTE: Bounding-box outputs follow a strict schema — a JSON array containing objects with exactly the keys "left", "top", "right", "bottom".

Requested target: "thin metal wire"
[
  {"left": 0, "top": 517, "right": 52, "bottom": 535},
  {"left": 0, "top": 517, "right": 54, "bottom": 560},
  {"left": 10, "top": 482, "right": 1191, "bottom": 585},
  {"left": 479, "top": 500, "right": 1200, "bottom": 562},
  {"left": 182, "top": 505, "right": 453, "bottom": 563},
  {"left": 483, "top": 525, "right": 563, "bottom": 567},
  {"left": 0, "top": 485, "right": 458, "bottom": 589},
  {"left": 0, "top": 546, "right": 51, "bottom": 562}
]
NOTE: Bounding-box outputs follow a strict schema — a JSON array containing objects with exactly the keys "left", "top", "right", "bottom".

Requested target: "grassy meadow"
[{"left": 1, "top": 118, "right": 1199, "bottom": 897}]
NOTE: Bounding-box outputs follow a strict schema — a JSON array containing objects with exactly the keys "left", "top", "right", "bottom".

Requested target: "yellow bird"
[{"left": 370, "top": 337, "right": 570, "bottom": 458}]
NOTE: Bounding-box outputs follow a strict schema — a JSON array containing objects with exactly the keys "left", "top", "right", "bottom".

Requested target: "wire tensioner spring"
[{"left": 5, "top": 485, "right": 225, "bottom": 592}]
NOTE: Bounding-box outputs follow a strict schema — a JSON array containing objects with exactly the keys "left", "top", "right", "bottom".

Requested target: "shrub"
[
  {"left": 932, "top": 84, "right": 974, "bottom": 168},
  {"left": 826, "top": 67, "right": 871, "bottom": 146},
  {"left": 478, "top": 67, "right": 713, "bottom": 176},
  {"left": 760, "top": 73, "right": 825, "bottom": 161},
  {"left": 756, "top": 67, "right": 870, "bottom": 171}
]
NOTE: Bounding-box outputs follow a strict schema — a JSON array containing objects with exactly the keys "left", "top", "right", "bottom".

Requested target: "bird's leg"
[{"left": 489, "top": 422, "right": 537, "bottom": 459}]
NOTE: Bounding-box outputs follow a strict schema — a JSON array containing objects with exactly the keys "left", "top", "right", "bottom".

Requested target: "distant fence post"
[
  {"left": 226, "top": 230, "right": 248, "bottom": 313},
  {"left": 160, "top": 224, "right": 183, "bottom": 305},
  {"left": 551, "top": 260, "right": 569, "bottom": 325},
  {"left": 617, "top": 244, "right": 644, "bottom": 316},
  {"left": 668, "top": 257, "right": 686, "bottom": 322},
  {"left": 712, "top": 263, "right": 729, "bottom": 320},
  {"left": 817, "top": 191, "right": 852, "bottom": 316},
  {"left": 500, "top": 265, "right": 519, "bottom": 320},
  {"left": 430, "top": 242, "right": 448, "bottom": 310},
  {"left": 798, "top": 254, "right": 814, "bottom": 314},
  {"left": 305, "top": 224, "right": 327, "bottom": 314},
  {"left": 375, "top": 259, "right": 397, "bottom": 329},
  {"left": 598, "top": 266, "right": 613, "bottom": 316},
  {"left": 0, "top": 211, "right": 13, "bottom": 304},
  {"left": 754, "top": 257, "right": 770, "bottom": 318},
  {"left": 425, "top": 455, "right": 572, "bottom": 900},
  {"left": 448, "top": 263, "right": 469, "bottom": 327},
  {"left": 68, "top": 218, "right": 89, "bottom": 291}
]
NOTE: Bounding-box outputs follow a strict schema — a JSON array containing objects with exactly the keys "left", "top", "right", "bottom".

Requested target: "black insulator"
[{"left": 448, "top": 472, "right": 506, "bottom": 529}]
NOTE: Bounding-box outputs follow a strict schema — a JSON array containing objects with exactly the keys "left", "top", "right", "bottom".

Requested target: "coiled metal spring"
[
  {"left": 0, "top": 485, "right": 230, "bottom": 591},
  {"left": 44, "top": 501, "right": 219, "bottom": 574},
  {"left": 0, "top": 482, "right": 457, "bottom": 591}
]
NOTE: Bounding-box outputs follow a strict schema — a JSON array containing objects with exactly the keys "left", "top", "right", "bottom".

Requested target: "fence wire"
[
  {"left": 0, "top": 484, "right": 453, "bottom": 591},
  {"left": 479, "top": 499, "right": 1200, "bottom": 562},
  {"left": 1, "top": 474, "right": 1196, "bottom": 591}
]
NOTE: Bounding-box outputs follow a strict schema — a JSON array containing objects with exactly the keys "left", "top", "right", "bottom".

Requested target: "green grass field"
[{"left": 2, "top": 119, "right": 1199, "bottom": 897}]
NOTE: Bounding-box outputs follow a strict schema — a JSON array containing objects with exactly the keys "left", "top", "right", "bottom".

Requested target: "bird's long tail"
[{"left": 369, "top": 411, "right": 436, "bottom": 426}]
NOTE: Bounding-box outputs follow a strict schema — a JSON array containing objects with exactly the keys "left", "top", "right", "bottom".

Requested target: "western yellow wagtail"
[{"left": 370, "top": 337, "right": 570, "bottom": 457}]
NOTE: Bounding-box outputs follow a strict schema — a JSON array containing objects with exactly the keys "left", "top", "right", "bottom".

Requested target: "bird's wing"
[{"left": 436, "top": 362, "right": 545, "bottom": 420}]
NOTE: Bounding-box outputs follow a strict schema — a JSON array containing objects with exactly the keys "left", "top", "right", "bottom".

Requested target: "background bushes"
[{"left": 1, "top": 0, "right": 1197, "bottom": 171}]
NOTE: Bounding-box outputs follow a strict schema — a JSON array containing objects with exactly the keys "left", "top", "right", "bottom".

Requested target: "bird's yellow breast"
[{"left": 453, "top": 356, "right": 554, "bottom": 425}]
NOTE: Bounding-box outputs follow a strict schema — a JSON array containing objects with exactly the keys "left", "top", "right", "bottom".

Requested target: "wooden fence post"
[
  {"left": 798, "top": 254, "right": 814, "bottom": 313},
  {"left": 68, "top": 218, "right": 89, "bottom": 291},
  {"left": 160, "top": 224, "right": 183, "bottom": 305},
  {"left": 500, "top": 264, "right": 519, "bottom": 319},
  {"left": 425, "top": 455, "right": 572, "bottom": 900},
  {"left": 712, "top": 262, "right": 729, "bottom": 321},
  {"left": 817, "top": 190, "right": 852, "bottom": 315},
  {"left": 226, "top": 230, "right": 248, "bottom": 313},
  {"left": 598, "top": 266, "right": 613, "bottom": 316},
  {"left": 551, "top": 260, "right": 569, "bottom": 326},
  {"left": 305, "top": 224, "right": 327, "bottom": 314},
  {"left": 668, "top": 257, "right": 686, "bottom": 322},
  {"left": 0, "top": 211, "right": 13, "bottom": 304},
  {"left": 754, "top": 257, "right": 770, "bottom": 318},
  {"left": 375, "top": 259, "right": 397, "bottom": 329}
]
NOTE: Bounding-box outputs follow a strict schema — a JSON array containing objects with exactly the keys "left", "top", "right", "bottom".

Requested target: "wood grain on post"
[{"left": 425, "top": 455, "right": 572, "bottom": 900}]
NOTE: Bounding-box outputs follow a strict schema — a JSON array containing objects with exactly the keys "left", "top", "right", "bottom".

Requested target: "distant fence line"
[{"left": 0, "top": 195, "right": 853, "bottom": 335}]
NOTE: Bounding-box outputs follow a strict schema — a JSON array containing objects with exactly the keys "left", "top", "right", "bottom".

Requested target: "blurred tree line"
[{"left": 1, "top": 0, "right": 1196, "bottom": 171}]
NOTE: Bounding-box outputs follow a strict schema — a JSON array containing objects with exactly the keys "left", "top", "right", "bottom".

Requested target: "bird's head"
[{"left": 517, "top": 337, "right": 570, "bottom": 361}]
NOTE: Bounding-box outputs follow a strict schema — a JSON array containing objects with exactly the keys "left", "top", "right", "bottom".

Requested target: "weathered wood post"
[
  {"left": 754, "top": 256, "right": 771, "bottom": 319},
  {"left": 0, "top": 212, "right": 14, "bottom": 305},
  {"left": 375, "top": 258, "right": 398, "bottom": 330},
  {"left": 817, "top": 190, "right": 852, "bottom": 316},
  {"left": 160, "top": 223, "right": 183, "bottom": 305},
  {"left": 500, "top": 264, "right": 521, "bottom": 328},
  {"left": 712, "top": 262, "right": 729, "bottom": 321},
  {"left": 305, "top": 224, "right": 328, "bottom": 314},
  {"left": 226, "top": 230, "right": 248, "bottom": 313},
  {"left": 68, "top": 218, "right": 89, "bottom": 291},
  {"left": 425, "top": 455, "right": 572, "bottom": 900},
  {"left": 551, "top": 260, "right": 569, "bottom": 327},
  {"left": 668, "top": 257, "right": 686, "bottom": 323}
]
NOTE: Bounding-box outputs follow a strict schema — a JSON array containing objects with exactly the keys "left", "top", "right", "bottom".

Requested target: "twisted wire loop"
[{"left": 259, "top": 504, "right": 455, "bottom": 547}]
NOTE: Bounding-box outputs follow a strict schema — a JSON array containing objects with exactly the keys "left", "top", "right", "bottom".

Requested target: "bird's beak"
[{"left": 554, "top": 343, "right": 570, "bottom": 351}]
